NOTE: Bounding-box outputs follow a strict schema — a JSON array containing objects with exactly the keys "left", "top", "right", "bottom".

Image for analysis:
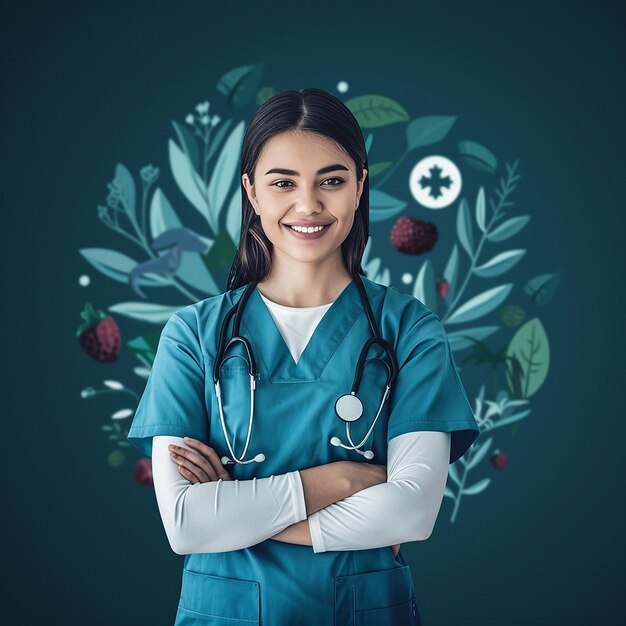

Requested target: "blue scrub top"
[{"left": 128, "top": 276, "right": 480, "bottom": 625}]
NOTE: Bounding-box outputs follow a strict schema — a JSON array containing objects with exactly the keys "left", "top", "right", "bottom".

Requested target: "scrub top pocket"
[
  {"left": 334, "top": 565, "right": 420, "bottom": 626},
  {"left": 174, "top": 567, "right": 260, "bottom": 626}
]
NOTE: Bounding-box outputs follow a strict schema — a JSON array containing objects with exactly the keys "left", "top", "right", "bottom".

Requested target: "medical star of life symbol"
[{"left": 409, "top": 155, "right": 462, "bottom": 209}]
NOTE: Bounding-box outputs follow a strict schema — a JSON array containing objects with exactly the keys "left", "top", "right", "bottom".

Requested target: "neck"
[{"left": 256, "top": 254, "right": 354, "bottom": 308}]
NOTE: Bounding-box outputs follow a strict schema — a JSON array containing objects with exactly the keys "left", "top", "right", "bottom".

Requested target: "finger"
[
  {"left": 169, "top": 451, "right": 213, "bottom": 483},
  {"left": 169, "top": 446, "right": 219, "bottom": 481},
  {"left": 178, "top": 464, "right": 199, "bottom": 484},
  {"left": 182, "top": 438, "right": 231, "bottom": 480}
]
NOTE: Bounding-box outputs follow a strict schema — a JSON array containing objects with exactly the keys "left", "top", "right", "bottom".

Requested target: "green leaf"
[
  {"left": 506, "top": 317, "right": 550, "bottom": 398},
  {"left": 406, "top": 116, "right": 457, "bottom": 150},
  {"left": 446, "top": 284, "right": 513, "bottom": 325},
  {"left": 369, "top": 189, "right": 406, "bottom": 222},
  {"left": 344, "top": 94, "right": 410, "bottom": 128},
  {"left": 486, "top": 215, "right": 531, "bottom": 242},
  {"left": 473, "top": 249, "right": 526, "bottom": 278},
  {"left": 456, "top": 140, "right": 498, "bottom": 174}
]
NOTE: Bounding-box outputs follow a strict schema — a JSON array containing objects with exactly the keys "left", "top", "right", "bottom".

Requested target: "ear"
[{"left": 242, "top": 174, "right": 259, "bottom": 214}]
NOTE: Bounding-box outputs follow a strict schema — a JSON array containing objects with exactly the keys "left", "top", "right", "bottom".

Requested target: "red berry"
[
  {"left": 77, "top": 303, "right": 121, "bottom": 362},
  {"left": 490, "top": 451, "right": 508, "bottom": 469},
  {"left": 133, "top": 457, "right": 153, "bottom": 487},
  {"left": 390, "top": 216, "right": 438, "bottom": 255},
  {"left": 437, "top": 279, "right": 450, "bottom": 298}
]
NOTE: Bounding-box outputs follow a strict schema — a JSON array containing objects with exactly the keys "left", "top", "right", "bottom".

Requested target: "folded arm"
[
  {"left": 151, "top": 435, "right": 353, "bottom": 554},
  {"left": 307, "top": 430, "right": 451, "bottom": 553}
]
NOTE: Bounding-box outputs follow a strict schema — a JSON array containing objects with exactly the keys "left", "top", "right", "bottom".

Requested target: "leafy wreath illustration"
[{"left": 78, "top": 65, "right": 559, "bottom": 523}]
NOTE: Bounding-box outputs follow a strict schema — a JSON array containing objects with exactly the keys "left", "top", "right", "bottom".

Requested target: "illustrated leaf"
[
  {"left": 107, "top": 302, "right": 183, "bottom": 324},
  {"left": 206, "top": 118, "right": 234, "bottom": 163},
  {"left": 466, "top": 437, "right": 493, "bottom": 470},
  {"left": 369, "top": 189, "right": 406, "bottom": 222},
  {"left": 79, "top": 248, "right": 170, "bottom": 286},
  {"left": 364, "top": 132, "right": 374, "bottom": 156},
  {"left": 456, "top": 140, "right": 498, "bottom": 174},
  {"left": 463, "top": 478, "right": 491, "bottom": 496},
  {"left": 103, "top": 380, "right": 124, "bottom": 390},
  {"left": 456, "top": 198, "right": 474, "bottom": 257},
  {"left": 475, "top": 186, "right": 487, "bottom": 233},
  {"left": 443, "top": 243, "right": 460, "bottom": 303},
  {"left": 413, "top": 259, "right": 437, "bottom": 315},
  {"left": 226, "top": 186, "right": 242, "bottom": 247},
  {"left": 112, "top": 408, "right": 134, "bottom": 420},
  {"left": 446, "top": 326, "right": 499, "bottom": 351},
  {"left": 171, "top": 120, "right": 199, "bottom": 173},
  {"left": 207, "top": 120, "right": 245, "bottom": 235},
  {"left": 114, "top": 163, "right": 136, "bottom": 221},
  {"left": 168, "top": 138, "right": 211, "bottom": 225},
  {"left": 447, "top": 462, "right": 461, "bottom": 486},
  {"left": 506, "top": 317, "right": 550, "bottom": 398},
  {"left": 446, "top": 284, "right": 513, "bottom": 325},
  {"left": 473, "top": 249, "right": 526, "bottom": 278},
  {"left": 406, "top": 116, "right": 457, "bottom": 150},
  {"left": 443, "top": 486, "right": 455, "bottom": 499},
  {"left": 524, "top": 272, "right": 561, "bottom": 305},
  {"left": 216, "top": 62, "right": 264, "bottom": 110},
  {"left": 344, "top": 94, "right": 410, "bottom": 128},
  {"left": 368, "top": 162, "right": 393, "bottom": 177},
  {"left": 486, "top": 215, "right": 531, "bottom": 242},
  {"left": 492, "top": 410, "right": 531, "bottom": 428}
]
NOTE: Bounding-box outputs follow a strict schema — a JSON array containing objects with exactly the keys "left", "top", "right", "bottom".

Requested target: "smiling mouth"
[{"left": 282, "top": 223, "right": 332, "bottom": 239}]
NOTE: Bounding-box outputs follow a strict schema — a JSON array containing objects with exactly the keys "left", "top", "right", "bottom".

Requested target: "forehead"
[{"left": 258, "top": 131, "right": 351, "bottom": 170}]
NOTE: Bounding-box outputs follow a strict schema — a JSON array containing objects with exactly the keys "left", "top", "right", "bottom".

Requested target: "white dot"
[
  {"left": 401, "top": 273, "right": 413, "bottom": 284},
  {"left": 337, "top": 81, "right": 349, "bottom": 93},
  {"left": 79, "top": 275, "right": 91, "bottom": 287}
]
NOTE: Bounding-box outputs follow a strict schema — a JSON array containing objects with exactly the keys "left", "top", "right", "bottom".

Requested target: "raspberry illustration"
[
  {"left": 436, "top": 278, "right": 450, "bottom": 298},
  {"left": 77, "top": 302, "right": 121, "bottom": 363},
  {"left": 133, "top": 457, "right": 153, "bottom": 487},
  {"left": 390, "top": 216, "right": 438, "bottom": 255},
  {"left": 490, "top": 450, "right": 508, "bottom": 469}
]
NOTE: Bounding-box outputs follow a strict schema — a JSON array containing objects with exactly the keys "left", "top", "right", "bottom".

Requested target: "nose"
[{"left": 293, "top": 191, "right": 323, "bottom": 216}]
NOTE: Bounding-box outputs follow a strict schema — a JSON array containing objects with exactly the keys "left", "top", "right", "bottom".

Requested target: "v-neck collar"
[{"left": 234, "top": 276, "right": 382, "bottom": 383}]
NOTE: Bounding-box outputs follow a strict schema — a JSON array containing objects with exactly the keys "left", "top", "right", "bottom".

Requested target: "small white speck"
[
  {"left": 401, "top": 273, "right": 413, "bottom": 285},
  {"left": 337, "top": 81, "right": 349, "bottom": 93},
  {"left": 79, "top": 275, "right": 91, "bottom": 287}
]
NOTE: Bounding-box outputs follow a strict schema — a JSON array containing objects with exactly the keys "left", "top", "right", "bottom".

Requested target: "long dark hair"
[{"left": 226, "top": 87, "right": 369, "bottom": 292}]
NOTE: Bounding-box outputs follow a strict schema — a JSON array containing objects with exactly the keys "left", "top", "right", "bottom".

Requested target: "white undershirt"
[{"left": 151, "top": 293, "right": 451, "bottom": 555}]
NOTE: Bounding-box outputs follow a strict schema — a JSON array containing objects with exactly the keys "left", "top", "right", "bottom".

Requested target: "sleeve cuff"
[
  {"left": 289, "top": 470, "right": 308, "bottom": 523},
  {"left": 308, "top": 510, "right": 326, "bottom": 553}
]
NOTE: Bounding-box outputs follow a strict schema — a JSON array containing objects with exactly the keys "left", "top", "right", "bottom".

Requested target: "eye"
[
  {"left": 272, "top": 178, "right": 345, "bottom": 189},
  {"left": 322, "top": 177, "right": 345, "bottom": 186}
]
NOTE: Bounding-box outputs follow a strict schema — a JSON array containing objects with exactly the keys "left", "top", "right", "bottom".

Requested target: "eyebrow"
[{"left": 264, "top": 164, "right": 350, "bottom": 176}]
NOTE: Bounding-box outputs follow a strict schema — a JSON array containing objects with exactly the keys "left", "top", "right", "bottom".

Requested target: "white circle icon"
[{"left": 409, "top": 155, "right": 462, "bottom": 209}]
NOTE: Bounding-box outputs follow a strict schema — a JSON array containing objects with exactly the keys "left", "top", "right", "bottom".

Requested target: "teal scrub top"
[{"left": 128, "top": 276, "right": 480, "bottom": 626}]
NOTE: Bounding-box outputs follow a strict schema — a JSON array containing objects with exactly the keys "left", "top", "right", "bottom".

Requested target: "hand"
[{"left": 168, "top": 437, "right": 232, "bottom": 484}]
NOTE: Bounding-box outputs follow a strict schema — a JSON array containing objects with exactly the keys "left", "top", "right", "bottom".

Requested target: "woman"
[{"left": 128, "top": 88, "right": 480, "bottom": 625}]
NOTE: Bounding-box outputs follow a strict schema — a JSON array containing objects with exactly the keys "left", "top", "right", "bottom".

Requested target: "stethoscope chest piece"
[{"left": 335, "top": 393, "right": 363, "bottom": 422}]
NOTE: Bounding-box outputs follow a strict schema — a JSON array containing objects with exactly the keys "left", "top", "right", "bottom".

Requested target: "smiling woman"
[{"left": 127, "top": 87, "right": 479, "bottom": 626}]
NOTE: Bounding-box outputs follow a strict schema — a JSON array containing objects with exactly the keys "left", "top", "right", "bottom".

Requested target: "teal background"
[{"left": 3, "top": 1, "right": 624, "bottom": 624}]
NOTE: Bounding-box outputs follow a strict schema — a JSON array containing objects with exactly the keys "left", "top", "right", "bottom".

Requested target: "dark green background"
[{"left": 3, "top": 1, "right": 624, "bottom": 624}]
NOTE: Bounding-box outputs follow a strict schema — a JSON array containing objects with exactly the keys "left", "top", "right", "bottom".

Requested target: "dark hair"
[{"left": 226, "top": 87, "right": 369, "bottom": 292}]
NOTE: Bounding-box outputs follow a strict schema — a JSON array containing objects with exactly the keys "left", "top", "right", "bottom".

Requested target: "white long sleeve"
[
  {"left": 308, "top": 430, "right": 451, "bottom": 553},
  {"left": 152, "top": 431, "right": 450, "bottom": 555},
  {"left": 152, "top": 435, "right": 308, "bottom": 554}
]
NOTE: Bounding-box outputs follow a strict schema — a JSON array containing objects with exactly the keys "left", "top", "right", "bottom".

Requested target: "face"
[{"left": 242, "top": 130, "right": 367, "bottom": 272}]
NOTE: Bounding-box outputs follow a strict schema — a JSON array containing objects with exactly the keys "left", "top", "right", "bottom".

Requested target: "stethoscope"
[{"left": 213, "top": 273, "right": 399, "bottom": 465}]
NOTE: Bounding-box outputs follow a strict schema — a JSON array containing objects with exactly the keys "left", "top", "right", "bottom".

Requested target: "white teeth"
[{"left": 288, "top": 224, "right": 327, "bottom": 233}]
